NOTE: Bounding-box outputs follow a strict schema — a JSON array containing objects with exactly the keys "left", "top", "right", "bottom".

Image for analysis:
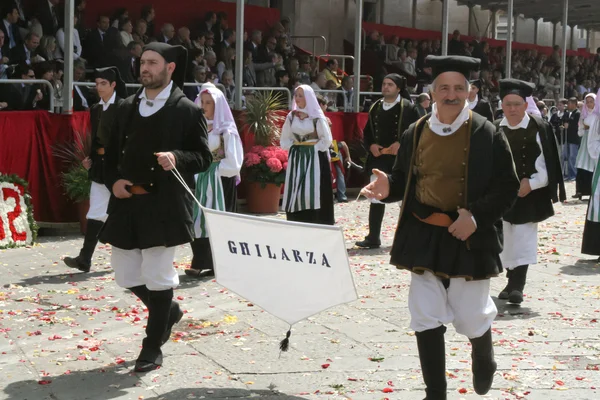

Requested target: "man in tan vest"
[{"left": 361, "top": 55, "right": 519, "bottom": 399}]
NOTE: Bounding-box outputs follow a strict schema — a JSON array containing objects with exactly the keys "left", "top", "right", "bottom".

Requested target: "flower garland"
[{"left": 0, "top": 174, "right": 38, "bottom": 249}]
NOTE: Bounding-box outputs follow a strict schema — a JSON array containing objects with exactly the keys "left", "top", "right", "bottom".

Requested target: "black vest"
[
  {"left": 503, "top": 117, "right": 541, "bottom": 181},
  {"left": 371, "top": 101, "right": 403, "bottom": 148}
]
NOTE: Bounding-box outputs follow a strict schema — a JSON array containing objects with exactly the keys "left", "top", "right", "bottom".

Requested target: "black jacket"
[
  {"left": 495, "top": 115, "right": 566, "bottom": 224},
  {"left": 565, "top": 109, "right": 581, "bottom": 145},
  {"left": 99, "top": 86, "right": 212, "bottom": 249},
  {"left": 386, "top": 113, "right": 519, "bottom": 254},
  {"left": 472, "top": 98, "right": 494, "bottom": 123},
  {"left": 88, "top": 98, "right": 124, "bottom": 184}
]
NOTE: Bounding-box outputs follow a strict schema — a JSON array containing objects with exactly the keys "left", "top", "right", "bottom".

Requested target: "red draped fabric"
[
  {"left": 0, "top": 111, "right": 369, "bottom": 223},
  {"left": 84, "top": 0, "right": 280, "bottom": 35},
  {"left": 363, "top": 22, "right": 591, "bottom": 58},
  {"left": 0, "top": 111, "right": 90, "bottom": 223}
]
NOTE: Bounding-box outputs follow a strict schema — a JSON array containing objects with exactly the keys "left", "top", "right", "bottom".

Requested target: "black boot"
[
  {"left": 186, "top": 238, "right": 214, "bottom": 278},
  {"left": 63, "top": 219, "right": 104, "bottom": 272},
  {"left": 498, "top": 269, "right": 512, "bottom": 300},
  {"left": 129, "top": 286, "right": 183, "bottom": 345},
  {"left": 135, "top": 289, "right": 173, "bottom": 372},
  {"left": 508, "top": 265, "right": 528, "bottom": 304},
  {"left": 416, "top": 326, "right": 447, "bottom": 400},
  {"left": 469, "top": 328, "right": 497, "bottom": 395},
  {"left": 355, "top": 203, "right": 384, "bottom": 248}
]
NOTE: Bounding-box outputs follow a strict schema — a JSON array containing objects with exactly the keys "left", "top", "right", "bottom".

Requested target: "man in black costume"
[
  {"left": 99, "top": 42, "right": 212, "bottom": 372},
  {"left": 355, "top": 73, "right": 419, "bottom": 249},
  {"left": 63, "top": 67, "right": 127, "bottom": 272},
  {"left": 467, "top": 79, "right": 494, "bottom": 122},
  {"left": 495, "top": 79, "right": 565, "bottom": 305},
  {"left": 361, "top": 56, "right": 520, "bottom": 399}
]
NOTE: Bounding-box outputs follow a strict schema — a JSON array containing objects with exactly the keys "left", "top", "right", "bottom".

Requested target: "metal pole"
[
  {"left": 570, "top": 25, "right": 576, "bottom": 50},
  {"left": 552, "top": 22, "right": 557, "bottom": 46},
  {"left": 560, "top": 0, "right": 568, "bottom": 99},
  {"left": 534, "top": 18, "right": 539, "bottom": 45},
  {"left": 587, "top": 29, "right": 591, "bottom": 50},
  {"left": 234, "top": 0, "right": 244, "bottom": 110},
  {"left": 468, "top": 5, "right": 473, "bottom": 37},
  {"left": 506, "top": 0, "right": 514, "bottom": 79},
  {"left": 491, "top": 10, "right": 497, "bottom": 39},
  {"left": 62, "top": 0, "right": 74, "bottom": 114},
  {"left": 441, "top": 0, "right": 449, "bottom": 56},
  {"left": 353, "top": 0, "right": 363, "bottom": 113},
  {"left": 412, "top": 0, "right": 417, "bottom": 28}
]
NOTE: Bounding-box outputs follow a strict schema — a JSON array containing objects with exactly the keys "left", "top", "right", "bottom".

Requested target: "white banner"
[{"left": 202, "top": 208, "right": 358, "bottom": 326}]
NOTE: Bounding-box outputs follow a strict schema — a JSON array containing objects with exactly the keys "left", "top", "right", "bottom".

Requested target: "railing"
[
  {"left": 241, "top": 87, "right": 292, "bottom": 110},
  {"left": 290, "top": 35, "right": 327, "bottom": 59},
  {"left": 0, "top": 79, "right": 56, "bottom": 112},
  {"left": 318, "top": 54, "right": 355, "bottom": 75},
  {"left": 314, "top": 89, "right": 348, "bottom": 112}
]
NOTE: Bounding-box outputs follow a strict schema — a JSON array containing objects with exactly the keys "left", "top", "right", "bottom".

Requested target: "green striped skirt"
[
  {"left": 283, "top": 144, "right": 321, "bottom": 213},
  {"left": 193, "top": 162, "right": 225, "bottom": 238}
]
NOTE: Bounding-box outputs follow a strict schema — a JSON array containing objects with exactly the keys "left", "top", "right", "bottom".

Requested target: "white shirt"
[
  {"left": 468, "top": 94, "right": 478, "bottom": 110},
  {"left": 280, "top": 114, "right": 333, "bottom": 152},
  {"left": 500, "top": 113, "right": 548, "bottom": 191},
  {"left": 138, "top": 81, "right": 173, "bottom": 117},
  {"left": 74, "top": 85, "right": 89, "bottom": 109},
  {"left": 99, "top": 91, "right": 116, "bottom": 111},
  {"left": 206, "top": 124, "right": 244, "bottom": 178},
  {"left": 428, "top": 101, "right": 470, "bottom": 136},
  {"left": 55, "top": 28, "right": 82, "bottom": 59},
  {"left": 382, "top": 95, "right": 401, "bottom": 111}
]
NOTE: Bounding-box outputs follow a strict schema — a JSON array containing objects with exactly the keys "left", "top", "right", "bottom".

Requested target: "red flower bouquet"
[{"left": 243, "top": 145, "right": 288, "bottom": 186}]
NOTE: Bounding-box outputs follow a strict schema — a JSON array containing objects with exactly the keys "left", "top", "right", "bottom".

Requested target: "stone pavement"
[{"left": 1, "top": 181, "right": 600, "bottom": 400}]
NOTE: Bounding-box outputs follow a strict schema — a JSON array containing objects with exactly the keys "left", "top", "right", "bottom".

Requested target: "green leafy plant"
[
  {"left": 241, "top": 91, "right": 286, "bottom": 146},
  {"left": 61, "top": 164, "right": 91, "bottom": 202}
]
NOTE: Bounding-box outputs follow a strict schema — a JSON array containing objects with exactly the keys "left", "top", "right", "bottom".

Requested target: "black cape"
[
  {"left": 383, "top": 112, "right": 520, "bottom": 280},
  {"left": 494, "top": 115, "right": 566, "bottom": 225},
  {"left": 99, "top": 85, "right": 212, "bottom": 250},
  {"left": 89, "top": 97, "right": 124, "bottom": 184},
  {"left": 472, "top": 98, "right": 494, "bottom": 123}
]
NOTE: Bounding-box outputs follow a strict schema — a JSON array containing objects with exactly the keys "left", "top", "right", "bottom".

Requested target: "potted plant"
[
  {"left": 53, "top": 129, "right": 92, "bottom": 233},
  {"left": 241, "top": 91, "right": 288, "bottom": 214}
]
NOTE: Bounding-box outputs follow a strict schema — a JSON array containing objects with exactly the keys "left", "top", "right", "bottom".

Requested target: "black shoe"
[
  {"left": 337, "top": 198, "right": 348, "bottom": 203},
  {"left": 470, "top": 328, "right": 497, "bottom": 395},
  {"left": 507, "top": 265, "right": 528, "bottom": 305},
  {"left": 134, "top": 347, "right": 163, "bottom": 372},
  {"left": 498, "top": 269, "right": 512, "bottom": 300},
  {"left": 508, "top": 290, "right": 524, "bottom": 304},
  {"left": 572, "top": 193, "right": 582, "bottom": 199},
  {"left": 63, "top": 256, "right": 91, "bottom": 273},
  {"left": 355, "top": 238, "right": 381, "bottom": 249},
  {"left": 416, "top": 326, "right": 447, "bottom": 400},
  {"left": 161, "top": 302, "right": 184, "bottom": 345}
]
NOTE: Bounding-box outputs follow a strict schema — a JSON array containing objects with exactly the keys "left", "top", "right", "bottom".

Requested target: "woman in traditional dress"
[
  {"left": 186, "top": 84, "right": 244, "bottom": 278},
  {"left": 573, "top": 93, "right": 597, "bottom": 199},
  {"left": 281, "top": 85, "right": 334, "bottom": 225},
  {"left": 581, "top": 90, "right": 600, "bottom": 257}
]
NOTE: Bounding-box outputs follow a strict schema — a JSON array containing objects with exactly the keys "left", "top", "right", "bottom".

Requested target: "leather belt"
[
  {"left": 293, "top": 141, "right": 317, "bottom": 146},
  {"left": 96, "top": 148, "right": 105, "bottom": 155},
  {"left": 413, "top": 212, "right": 453, "bottom": 228},
  {"left": 128, "top": 185, "right": 150, "bottom": 195}
]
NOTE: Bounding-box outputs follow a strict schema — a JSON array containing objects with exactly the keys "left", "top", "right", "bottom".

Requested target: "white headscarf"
[
  {"left": 292, "top": 84, "right": 326, "bottom": 120},
  {"left": 525, "top": 96, "right": 542, "bottom": 118},
  {"left": 195, "top": 84, "right": 239, "bottom": 137},
  {"left": 582, "top": 92, "right": 597, "bottom": 120}
]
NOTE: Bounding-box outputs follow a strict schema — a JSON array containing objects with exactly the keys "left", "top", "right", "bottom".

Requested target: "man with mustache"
[
  {"left": 356, "top": 73, "right": 419, "bottom": 249},
  {"left": 99, "top": 42, "right": 212, "bottom": 372},
  {"left": 361, "top": 55, "right": 519, "bottom": 399},
  {"left": 495, "top": 79, "right": 565, "bottom": 305}
]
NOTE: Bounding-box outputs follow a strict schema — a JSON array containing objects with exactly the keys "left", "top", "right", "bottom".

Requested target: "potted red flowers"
[{"left": 241, "top": 91, "right": 288, "bottom": 213}]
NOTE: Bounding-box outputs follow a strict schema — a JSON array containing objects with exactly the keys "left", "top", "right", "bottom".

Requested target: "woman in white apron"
[
  {"left": 573, "top": 93, "right": 597, "bottom": 199},
  {"left": 186, "top": 84, "right": 244, "bottom": 278},
  {"left": 581, "top": 89, "right": 600, "bottom": 257},
  {"left": 280, "top": 85, "right": 334, "bottom": 225}
]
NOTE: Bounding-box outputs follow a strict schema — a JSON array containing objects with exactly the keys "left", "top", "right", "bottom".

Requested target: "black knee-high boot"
[
  {"left": 498, "top": 269, "right": 512, "bottom": 299},
  {"left": 469, "top": 328, "right": 497, "bottom": 395},
  {"left": 135, "top": 289, "right": 173, "bottom": 372},
  {"left": 129, "top": 285, "right": 183, "bottom": 345},
  {"left": 416, "top": 326, "right": 447, "bottom": 400},
  {"left": 63, "top": 219, "right": 104, "bottom": 272},
  {"left": 188, "top": 238, "right": 214, "bottom": 277},
  {"left": 508, "top": 265, "right": 528, "bottom": 304},
  {"left": 355, "top": 203, "right": 384, "bottom": 248}
]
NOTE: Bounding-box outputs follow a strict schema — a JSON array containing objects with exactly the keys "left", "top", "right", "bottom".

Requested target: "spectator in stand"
[
  {"left": 213, "top": 12, "right": 228, "bottom": 44},
  {"left": 74, "top": 0, "right": 88, "bottom": 39},
  {"left": 221, "top": 70, "right": 236, "bottom": 106},
  {"left": 200, "top": 11, "right": 217, "bottom": 38},
  {"left": 416, "top": 40, "right": 429, "bottom": 71},
  {"left": 204, "top": 50, "right": 217, "bottom": 73},
  {"left": 216, "top": 46, "right": 235, "bottom": 81},
  {"left": 245, "top": 29, "right": 262, "bottom": 62},
  {"left": 2, "top": 5, "right": 22, "bottom": 57},
  {"left": 296, "top": 57, "right": 313, "bottom": 85},
  {"left": 280, "top": 17, "right": 291, "bottom": 39},
  {"left": 397, "top": 48, "right": 416, "bottom": 77},
  {"left": 55, "top": 15, "right": 82, "bottom": 60},
  {"left": 35, "top": 0, "right": 61, "bottom": 36},
  {"left": 140, "top": 5, "right": 155, "bottom": 38},
  {"left": 125, "top": 41, "right": 142, "bottom": 83},
  {"left": 415, "top": 93, "right": 431, "bottom": 117},
  {"left": 83, "top": 15, "right": 110, "bottom": 68},
  {"left": 337, "top": 76, "right": 355, "bottom": 112},
  {"left": 270, "top": 21, "right": 286, "bottom": 40},
  {"left": 168, "top": 27, "right": 190, "bottom": 49},
  {"left": 323, "top": 59, "right": 340, "bottom": 87},
  {"left": 158, "top": 24, "right": 175, "bottom": 43},
  {"left": 133, "top": 19, "right": 149, "bottom": 44},
  {"left": 0, "top": 64, "right": 43, "bottom": 110},
  {"left": 257, "top": 52, "right": 278, "bottom": 87},
  {"left": 276, "top": 70, "right": 289, "bottom": 88},
  {"left": 110, "top": 8, "right": 128, "bottom": 29},
  {"left": 37, "top": 35, "right": 56, "bottom": 61},
  {"left": 188, "top": 48, "right": 204, "bottom": 71},
  {"left": 184, "top": 65, "right": 207, "bottom": 101},
  {"left": 564, "top": 97, "right": 581, "bottom": 181},
  {"left": 311, "top": 72, "right": 326, "bottom": 92},
  {"left": 366, "top": 30, "right": 383, "bottom": 52},
  {"left": 276, "top": 35, "right": 294, "bottom": 62},
  {"left": 215, "top": 28, "right": 235, "bottom": 56},
  {"left": 0, "top": 31, "right": 8, "bottom": 79},
  {"left": 204, "top": 32, "right": 215, "bottom": 53},
  {"left": 102, "top": 27, "right": 131, "bottom": 85},
  {"left": 33, "top": 61, "right": 54, "bottom": 110},
  {"left": 448, "top": 30, "right": 463, "bottom": 55},
  {"left": 191, "top": 32, "right": 206, "bottom": 54},
  {"left": 11, "top": 32, "right": 41, "bottom": 66},
  {"left": 385, "top": 35, "right": 400, "bottom": 64},
  {"left": 258, "top": 36, "right": 277, "bottom": 63},
  {"left": 72, "top": 59, "right": 97, "bottom": 111},
  {"left": 119, "top": 18, "right": 134, "bottom": 47}
]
